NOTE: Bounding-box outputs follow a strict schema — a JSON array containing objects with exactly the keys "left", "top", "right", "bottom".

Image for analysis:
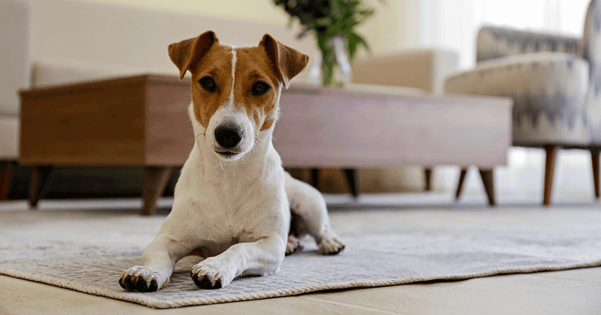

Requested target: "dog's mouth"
[{"left": 215, "top": 149, "right": 240, "bottom": 159}]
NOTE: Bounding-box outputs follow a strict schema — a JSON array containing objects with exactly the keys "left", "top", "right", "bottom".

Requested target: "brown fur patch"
[
  {"left": 189, "top": 45, "right": 234, "bottom": 129},
  {"left": 234, "top": 47, "right": 281, "bottom": 131}
]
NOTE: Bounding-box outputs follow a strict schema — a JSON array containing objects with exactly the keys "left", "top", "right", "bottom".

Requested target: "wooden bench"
[{"left": 19, "top": 74, "right": 512, "bottom": 215}]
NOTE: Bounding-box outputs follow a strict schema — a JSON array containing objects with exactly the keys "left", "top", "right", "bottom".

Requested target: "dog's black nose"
[{"left": 215, "top": 124, "right": 243, "bottom": 149}]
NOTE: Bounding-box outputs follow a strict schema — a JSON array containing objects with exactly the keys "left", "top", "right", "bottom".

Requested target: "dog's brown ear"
[
  {"left": 168, "top": 31, "right": 218, "bottom": 80},
  {"left": 260, "top": 34, "right": 309, "bottom": 88}
]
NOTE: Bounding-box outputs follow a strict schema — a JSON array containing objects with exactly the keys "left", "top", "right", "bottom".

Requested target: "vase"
[{"left": 307, "top": 36, "right": 352, "bottom": 87}]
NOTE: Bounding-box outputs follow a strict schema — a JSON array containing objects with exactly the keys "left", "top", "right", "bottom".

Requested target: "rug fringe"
[{"left": 2, "top": 260, "right": 601, "bottom": 309}]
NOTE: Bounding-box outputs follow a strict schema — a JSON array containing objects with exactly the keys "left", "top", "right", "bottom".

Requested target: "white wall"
[
  {"left": 73, "top": 0, "right": 417, "bottom": 56},
  {"left": 68, "top": 0, "right": 290, "bottom": 25},
  {"left": 25, "top": 0, "right": 319, "bottom": 79},
  {"left": 357, "top": 1, "right": 419, "bottom": 54}
]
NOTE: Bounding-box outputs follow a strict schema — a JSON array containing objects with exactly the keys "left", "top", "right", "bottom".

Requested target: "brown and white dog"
[{"left": 118, "top": 31, "right": 345, "bottom": 292}]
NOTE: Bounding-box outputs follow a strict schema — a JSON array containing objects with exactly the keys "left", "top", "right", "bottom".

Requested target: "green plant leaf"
[{"left": 274, "top": 0, "right": 378, "bottom": 86}]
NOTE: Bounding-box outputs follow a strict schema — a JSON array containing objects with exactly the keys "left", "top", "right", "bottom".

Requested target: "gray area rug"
[{"left": 1, "top": 201, "right": 601, "bottom": 309}]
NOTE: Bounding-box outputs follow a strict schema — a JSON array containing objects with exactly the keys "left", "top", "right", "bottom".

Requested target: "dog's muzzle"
[{"left": 214, "top": 123, "right": 243, "bottom": 157}]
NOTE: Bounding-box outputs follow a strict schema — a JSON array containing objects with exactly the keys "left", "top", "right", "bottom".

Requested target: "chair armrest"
[
  {"left": 477, "top": 26, "right": 581, "bottom": 63},
  {"left": 351, "top": 48, "right": 458, "bottom": 95}
]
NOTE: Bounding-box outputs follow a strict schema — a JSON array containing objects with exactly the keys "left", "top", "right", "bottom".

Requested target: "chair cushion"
[
  {"left": 445, "top": 52, "right": 591, "bottom": 146},
  {"left": 31, "top": 59, "right": 165, "bottom": 88},
  {"left": 352, "top": 49, "right": 458, "bottom": 95}
]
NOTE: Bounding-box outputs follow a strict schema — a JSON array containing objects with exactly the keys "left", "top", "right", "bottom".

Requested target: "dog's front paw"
[
  {"left": 119, "top": 266, "right": 169, "bottom": 292},
  {"left": 191, "top": 258, "right": 230, "bottom": 289},
  {"left": 317, "top": 231, "right": 345, "bottom": 255}
]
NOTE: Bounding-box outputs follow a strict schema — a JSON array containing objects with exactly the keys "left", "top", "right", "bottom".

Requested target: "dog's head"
[{"left": 168, "top": 31, "right": 309, "bottom": 161}]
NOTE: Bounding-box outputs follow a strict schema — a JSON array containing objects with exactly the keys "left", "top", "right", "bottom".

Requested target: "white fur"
[{"left": 119, "top": 48, "right": 344, "bottom": 292}]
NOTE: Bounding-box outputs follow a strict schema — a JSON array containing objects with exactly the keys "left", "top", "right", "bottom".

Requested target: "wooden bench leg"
[
  {"left": 344, "top": 168, "right": 358, "bottom": 198},
  {"left": 424, "top": 168, "right": 432, "bottom": 191},
  {"left": 592, "top": 149, "right": 600, "bottom": 199},
  {"left": 455, "top": 168, "right": 468, "bottom": 200},
  {"left": 543, "top": 145, "right": 560, "bottom": 206},
  {"left": 28, "top": 166, "right": 53, "bottom": 209},
  {"left": 479, "top": 168, "right": 495, "bottom": 206},
  {"left": 0, "top": 161, "right": 14, "bottom": 201},
  {"left": 310, "top": 168, "right": 320, "bottom": 190},
  {"left": 141, "top": 166, "right": 174, "bottom": 216}
]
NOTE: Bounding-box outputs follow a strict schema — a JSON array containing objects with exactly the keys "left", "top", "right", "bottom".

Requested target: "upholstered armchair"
[{"left": 445, "top": 0, "right": 601, "bottom": 206}]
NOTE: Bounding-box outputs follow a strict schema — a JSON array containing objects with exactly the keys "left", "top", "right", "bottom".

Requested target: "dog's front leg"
[
  {"left": 119, "top": 233, "right": 192, "bottom": 292},
  {"left": 191, "top": 236, "right": 286, "bottom": 289}
]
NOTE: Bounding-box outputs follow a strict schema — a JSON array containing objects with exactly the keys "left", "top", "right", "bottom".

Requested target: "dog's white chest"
[{"left": 172, "top": 144, "right": 288, "bottom": 247}]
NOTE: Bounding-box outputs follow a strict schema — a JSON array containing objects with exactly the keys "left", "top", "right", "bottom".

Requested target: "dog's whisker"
[{"left": 194, "top": 133, "right": 206, "bottom": 141}]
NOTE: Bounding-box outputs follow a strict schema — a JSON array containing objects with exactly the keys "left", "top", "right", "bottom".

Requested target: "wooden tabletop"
[{"left": 19, "top": 74, "right": 513, "bottom": 168}]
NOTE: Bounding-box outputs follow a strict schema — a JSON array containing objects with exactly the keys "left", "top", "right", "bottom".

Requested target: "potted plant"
[{"left": 274, "top": 0, "right": 376, "bottom": 87}]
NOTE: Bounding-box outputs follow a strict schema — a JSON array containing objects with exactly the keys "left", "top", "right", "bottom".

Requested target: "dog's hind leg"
[
  {"left": 286, "top": 234, "right": 302, "bottom": 255},
  {"left": 284, "top": 172, "right": 345, "bottom": 255}
]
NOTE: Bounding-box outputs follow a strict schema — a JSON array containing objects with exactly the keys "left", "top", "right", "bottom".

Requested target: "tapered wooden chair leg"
[
  {"left": 344, "top": 168, "right": 358, "bottom": 198},
  {"left": 28, "top": 166, "right": 53, "bottom": 209},
  {"left": 591, "top": 149, "right": 600, "bottom": 199},
  {"left": 455, "top": 168, "right": 468, "bottom": 200},
  {"left": 543, "top": 145, "right": 560, "bottom": 206},
  {"left": 479, "top": 169, "right": 495, "bottom": 206},
  {"left": 141, "top": 166, "right": 173, "bottom": 216},
  {"left": 424, "top": 168, "right": 432, "bottom": 191},
  {"left": 0, "top": 161, "right": 14, "bottom": 201}
]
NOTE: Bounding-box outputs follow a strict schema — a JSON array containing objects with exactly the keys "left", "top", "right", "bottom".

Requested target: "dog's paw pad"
[
  {"left": 191, "top": 272, "right": 223, "bottom": 289},
  {"left": 318, "top": 233, "right": 346, "bottom": 255},
  {"left": 119, "top": 267, "right": 166, "bottom": 292},
  {"left": 148, "top": 279, "right": 159, "bottom": 291},
  {"left": 286, "top": 235, "right": 303, "bottom": 255},
  {"left": 118, "top": 275, "right": 129, "bottom": 290},
  {"left": 286, "top": 243, "right": 303, "bottom": 256},
  {"left": 133, "top": 276, "right": 157, "bottom": 292},
  {"left": 190, "top": 260, "right": 228, "bottom": 289},
  {"left": 324, "top": 243, "right": 345, "bottom": 255}
]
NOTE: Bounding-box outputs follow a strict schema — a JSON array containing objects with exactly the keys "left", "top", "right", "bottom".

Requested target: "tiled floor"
[{"left": 1, "top": 193, "right": 600, "bottom": 314}]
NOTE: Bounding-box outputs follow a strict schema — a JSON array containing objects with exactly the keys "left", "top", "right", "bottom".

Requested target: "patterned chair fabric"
[
  {"left": 584, "top": 0, "right": 601, "bottom": 143},
  {"left": 445, "top": 53, "right": 590, "bottom": 145},
  {"left": 445, "top": 0, "right": 601, "bottom": 146},
  {"left": 476, "top": 27, "right": 582, "bottom": 63}
]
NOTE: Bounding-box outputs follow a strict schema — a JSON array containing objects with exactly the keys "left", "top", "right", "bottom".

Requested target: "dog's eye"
[
  {"left": 199, "top": 76, "right": 216, "bottom": 92},
  {"left": 252, "top": 82, "right": 271, "bottom": 96}
]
